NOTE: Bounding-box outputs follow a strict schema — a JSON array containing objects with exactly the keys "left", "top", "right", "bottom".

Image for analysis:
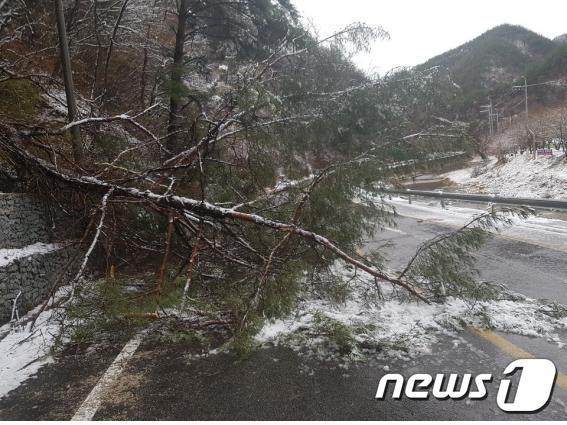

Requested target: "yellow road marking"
[
  {"left": 472, "top": 328, "right": 535, "bottom": 358},
  {"left": 471, "top": 328, "right": 567, "bottom": 391},
  {"left": 376, "top": 206, "right": 567, "bottom": 387}
]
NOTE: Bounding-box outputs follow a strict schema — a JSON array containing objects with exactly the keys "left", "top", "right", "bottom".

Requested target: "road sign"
[{"left": 537, "top": 148, "right": 553, "bottom": 157}]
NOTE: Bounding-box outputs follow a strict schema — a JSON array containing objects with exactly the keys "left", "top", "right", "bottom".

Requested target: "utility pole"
[
  {"left": 513, "top": 77, "right": 535, "bottom": 158},
  {"left": 480, "top": 98, "right": 493, "bottom": 138},
  {"left": 489, "top": 97, "right": 494, "bottom": 136},
  {"left": 494, "top": 109, "right": 500, "bottom": 133},
  {"left": 54, "top": 0, "right": 83, "bottom": 164},
  {"left": 524, "top": 77, "right": 529, "bottom": 122}
]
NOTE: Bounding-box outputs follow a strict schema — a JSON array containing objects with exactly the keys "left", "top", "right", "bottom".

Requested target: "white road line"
[{"left": 72, "top": 332, "right": 145, "bottom": 421}]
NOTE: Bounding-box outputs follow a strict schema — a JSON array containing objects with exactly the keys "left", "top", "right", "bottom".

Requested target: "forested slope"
[{"left": 0, "top": 0, "right": 482, "bottom": 345}]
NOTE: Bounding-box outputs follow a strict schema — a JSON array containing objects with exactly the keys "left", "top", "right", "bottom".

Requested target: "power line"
[
  {"left": 512, "top": 78, "right": 567, "bottom": 88},
  {"left": 496, "top": 77, "right": 567, "bottom": 116},
  {"left": 492, "top": 86, "right": 521, "bottom": 108},
  {"left": 477, "top": 76, "right": 567, "bottom": 145}
]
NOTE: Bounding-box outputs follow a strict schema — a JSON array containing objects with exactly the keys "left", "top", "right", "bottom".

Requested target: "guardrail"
[
  {"left": 380, "top": 188, "right": 567, "bottom": 210},
  {"left": 384, "top": 152, "right": 468, "bottom": 171}
]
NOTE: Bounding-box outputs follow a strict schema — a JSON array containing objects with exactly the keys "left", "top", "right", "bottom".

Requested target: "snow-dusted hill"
[{"left": 444, "top": 151, "right": 567, "bottom": 200}]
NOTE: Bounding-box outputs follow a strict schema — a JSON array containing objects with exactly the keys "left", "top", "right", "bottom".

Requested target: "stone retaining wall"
[
  {"left": 0, "top": 193, "right": 75, "bottom": 324},
  {"left": 0, "top": 246, "right": 74, "bottom": 323},
  {"left": 0, "top": 193, "right": 51, "bottom": 249}
]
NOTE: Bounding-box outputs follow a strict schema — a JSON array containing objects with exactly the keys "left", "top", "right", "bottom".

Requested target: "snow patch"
[
  {"left": 0, "top": 287, "right": 68, "bottom": 399},
  {"left": 0, "top": 243, "right": 61, "bottom": 267},
  {"left": 257, "top": 292, "right": 566, "bottom": 361},
  {"left": 445, "top": 152, "right": 567, "bottom": 200},
  {"left": 256, "top": 265, "right": 567, "bottom": 361}
]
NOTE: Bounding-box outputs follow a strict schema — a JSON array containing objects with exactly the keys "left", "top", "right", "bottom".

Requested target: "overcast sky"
[{"left": 292, "top": 0, "right": 567, "bottom": 75}]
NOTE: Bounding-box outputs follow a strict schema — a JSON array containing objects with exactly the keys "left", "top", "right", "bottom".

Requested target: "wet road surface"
[{"left": 1, "top": 211, "right": 567, "bottom": 420}]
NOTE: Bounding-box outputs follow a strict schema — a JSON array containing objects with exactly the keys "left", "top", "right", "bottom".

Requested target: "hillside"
[
  {"left": 419, "top": 25, "right": 554, "bottom": 96},
  {"left": 526, "top": 42, "right": 567, "bottom": 82},
  {"left": 416, "top": 24, "right": 567, "bottom": 121}
]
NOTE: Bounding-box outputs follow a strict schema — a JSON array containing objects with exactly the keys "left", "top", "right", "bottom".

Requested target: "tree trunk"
[
  {"left": 140, "top": 24, "right": 151, "bottom": 108},
  {"left": 54, "top": 0, "right": 84, "bottom": 164},
  {"left": 166, "top": 0, "right": 188, "bottom": 154},
  {"left": 157, "top": 214, "right": 175, "bottom": 295}
]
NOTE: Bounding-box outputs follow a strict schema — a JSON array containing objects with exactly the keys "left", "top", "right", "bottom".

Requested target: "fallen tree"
[
  {"left": 0, "top": 1, "right": 502, "bottom": 346},
  {"left": 0, "top": 132, "right": 428, "bottom": 302}
]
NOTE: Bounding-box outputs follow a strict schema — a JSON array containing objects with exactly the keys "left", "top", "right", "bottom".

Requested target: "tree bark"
[
  {"left": 140, "top": 23, "right": 151, "bottom": 108},
  {"left": 157, "top": 214, "right": 175, "bottom": 294},
  {"left": 54, "top": 0, "right": 84, "bottom": 164},
  {"left": 166, "top": 0, "right": 188, "bottom": 154}
]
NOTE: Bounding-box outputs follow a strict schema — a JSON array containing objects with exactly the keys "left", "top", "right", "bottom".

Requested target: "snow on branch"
[{"left": 2, "top": 138, "right": 429, "bottom": 303}]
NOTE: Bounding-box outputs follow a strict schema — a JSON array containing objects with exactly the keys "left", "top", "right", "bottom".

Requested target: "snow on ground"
[
  {"left": 0, "top": 287, "right": 67, "bottom": 399},
  {"left": 443, "top": 151, "right": 567, "bottom": 199},
  {"left": 384, "top": 196, "right": 567, "bottom": 253},
  {"left": 257, "top": 188, "right": 567, "bottom": 361},
  {"left": 0, "top": 243, "right": 61, "bottom": 267},
  {"left": 256, "top": 264, "right": 567, "bottom": 362},
  {"left": 41, "top": 89, "right": 90, "bottom": 118}
]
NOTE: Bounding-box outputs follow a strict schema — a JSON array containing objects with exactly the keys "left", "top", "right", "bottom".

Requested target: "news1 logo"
[{"left": 375, "top": 359, "right": 557, "bottom": 413}]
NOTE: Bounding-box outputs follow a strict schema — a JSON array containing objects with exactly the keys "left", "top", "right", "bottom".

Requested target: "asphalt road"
[
  {"left": 368, "top": 214, "right": 567, "bottom": 304},
  {"left": 1, "top": 211, "right": 567, "bottom": 420}
]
